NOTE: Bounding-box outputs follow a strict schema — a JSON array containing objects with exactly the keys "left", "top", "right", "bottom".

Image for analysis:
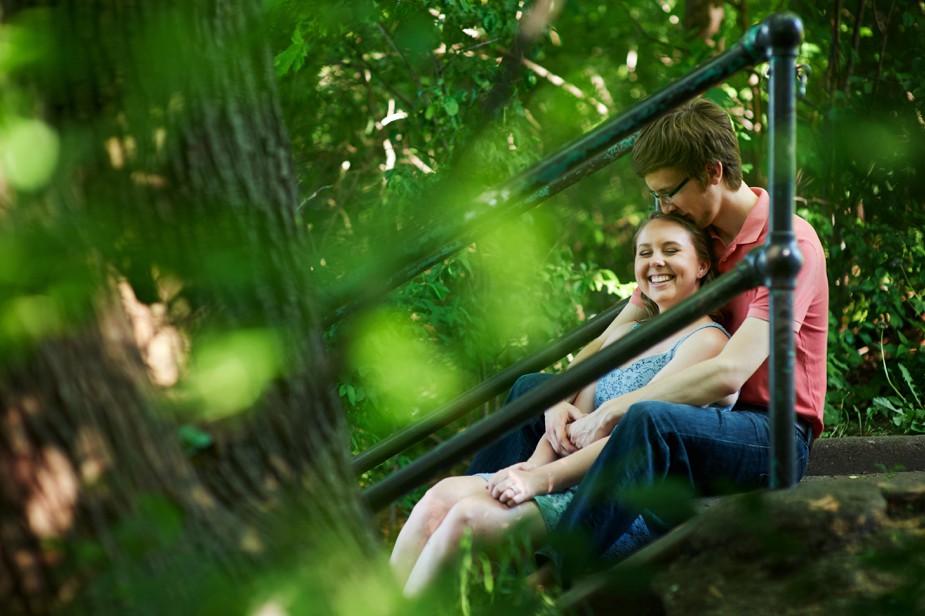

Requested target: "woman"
[{"left": 390, "top": 212, "right": 736, "bottom": 596}]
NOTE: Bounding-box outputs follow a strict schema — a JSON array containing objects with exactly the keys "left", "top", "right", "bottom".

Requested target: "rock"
[{"left": 559, "top": 472, "right": 925, "bottom": 615}]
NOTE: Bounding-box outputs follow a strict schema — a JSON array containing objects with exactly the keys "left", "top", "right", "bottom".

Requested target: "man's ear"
[{"left": 706, "top": 161, "right": 723, "bottom": 186}]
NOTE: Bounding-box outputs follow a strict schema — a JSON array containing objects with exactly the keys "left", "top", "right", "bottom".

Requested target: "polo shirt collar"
[
  {"left": 737, "top": 187, "right": 769, "bottom": 245},
  {"left": 708, "top": 187, "right": 769, "bottom": 250}
]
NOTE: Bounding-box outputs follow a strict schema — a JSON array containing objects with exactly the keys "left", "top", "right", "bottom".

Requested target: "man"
[{"left": 471, "top": 97, "right": 829, "bottom": 581}]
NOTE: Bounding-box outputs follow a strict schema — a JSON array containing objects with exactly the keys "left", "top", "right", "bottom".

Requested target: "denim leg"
[
  {"left": 465, "top": 373, "right": 556, "bottom": 475},
  {"left": 552, "top": 401, "right": 810, "bottom": 582}
]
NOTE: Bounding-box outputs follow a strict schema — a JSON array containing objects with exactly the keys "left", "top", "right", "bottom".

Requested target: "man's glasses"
[{"left": 649, "top": 176, "right": 690, "bottom": 209}]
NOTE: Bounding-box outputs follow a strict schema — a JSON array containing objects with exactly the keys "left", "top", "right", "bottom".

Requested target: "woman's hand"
[
  {"left": 544, "top": 401, "right": 587, "bottom": 456},
  {"left": 487, "top": 462, "right": 550, "bottom": 507}
]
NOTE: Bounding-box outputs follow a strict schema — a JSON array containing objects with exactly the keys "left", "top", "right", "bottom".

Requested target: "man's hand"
[
  {"left": 487, "top": 462, "right": 549, "bottom": 507},
  {"left": 544, "top": 401, "right": 586, "bottom": 456},
  {"left": 567, "top": 405, "right": 623, "bottom": 449}
]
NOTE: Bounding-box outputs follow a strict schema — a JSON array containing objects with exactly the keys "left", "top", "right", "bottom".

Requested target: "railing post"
[{"left": 764, "top": 14, "right": 804, "bottom": 489}]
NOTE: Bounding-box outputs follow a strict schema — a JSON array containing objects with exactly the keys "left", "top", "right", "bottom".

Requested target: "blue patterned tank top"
[{"left": 594, "top": 322, "right": 731, "bottom": 409}]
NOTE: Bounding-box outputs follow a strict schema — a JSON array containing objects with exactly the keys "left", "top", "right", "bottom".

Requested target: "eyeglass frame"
[{"left": 649, "top": 176, "right": 690, "bottom": 210}]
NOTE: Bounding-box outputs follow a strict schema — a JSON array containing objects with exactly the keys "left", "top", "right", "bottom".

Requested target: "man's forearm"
[{"left": 597, "top": 355, "right": 741, "bottom": 425}]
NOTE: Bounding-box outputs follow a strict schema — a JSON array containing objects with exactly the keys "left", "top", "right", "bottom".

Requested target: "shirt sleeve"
[{"left": 746, "top": 218, "right": 826, "bottom": 332}]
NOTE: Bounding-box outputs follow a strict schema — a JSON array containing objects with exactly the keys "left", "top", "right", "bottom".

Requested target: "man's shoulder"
[
  {"left": 793, "top": 214, "right": 827, "bottom": 258},
  {"left": 793, "top": 212, "right": 822, "bottom": 236}
]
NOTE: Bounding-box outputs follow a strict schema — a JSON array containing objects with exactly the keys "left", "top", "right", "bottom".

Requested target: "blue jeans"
[
  {"left": 465, "top": 373, "right": 555, "bottom": 475},
  {"left": 551, "top": 400, "right": 812, "bottom": 583}
]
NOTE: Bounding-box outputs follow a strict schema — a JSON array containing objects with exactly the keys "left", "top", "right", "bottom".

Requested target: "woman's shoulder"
[
  {"left": 677, "top": 320, "right": 731, "bottom": 351},
  {"left": 698, "top": 320, "right": 731, "bottom": 338}
]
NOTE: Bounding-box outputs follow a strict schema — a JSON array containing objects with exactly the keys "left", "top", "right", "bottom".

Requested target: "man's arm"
[{"left": 568, "top": 317, "right": 769, "bottom": 448}]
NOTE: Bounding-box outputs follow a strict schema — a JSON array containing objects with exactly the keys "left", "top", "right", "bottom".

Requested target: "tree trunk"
[
  {"left": 1, "top": 1, "right": 375, "bottom": 613},
  {"left": 683, "top": 0, "right": 725, "bottom": 44}
]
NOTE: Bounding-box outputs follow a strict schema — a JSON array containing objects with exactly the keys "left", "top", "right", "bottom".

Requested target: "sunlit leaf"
[
  {"left": 185, "top": 329, "right": 285, "bottom": 419},
  {"left": 0, "top": 117, "right": 59, "bottom": 191}
]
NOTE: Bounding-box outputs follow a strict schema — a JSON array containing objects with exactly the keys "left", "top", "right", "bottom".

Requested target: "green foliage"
[
  {"left": 796, "top": 1, "right": 925, "bottom": 436},
  {"left": 344, "top": 233, "right": 628, "bottom": 489},
  {"left": 0, "top": 223, "right": 98, "bottom": 363},
  {"left": 265, "top": 2, "right": 925, "bottom": 533}
]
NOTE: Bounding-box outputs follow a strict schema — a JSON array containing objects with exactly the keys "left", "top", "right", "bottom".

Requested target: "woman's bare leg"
[
  {"left": 403, "top": 490, "right": 545, "bottom": 597},
  {"left": 390, "top": 476, "right": 491, "bottom": 586}
]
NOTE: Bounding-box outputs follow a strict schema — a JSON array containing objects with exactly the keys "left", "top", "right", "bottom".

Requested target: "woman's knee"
[
  {"left": 425, "top": 503, "right": 473, "bottom": 551},
  {"left": 438, "top": 496, "right": 499, "bottom": 541},
  {"left": 420, "top": 477, "right": 472, "bottom": 512},
  {"left": 412, "top": 478, "right": 473, "bottom": 529}
]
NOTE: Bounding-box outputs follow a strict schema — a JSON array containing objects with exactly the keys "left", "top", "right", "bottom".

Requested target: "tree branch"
[
  {"left": 872, "top": 0, "right": 897, "bottom": 95},
  {"left": 843, "top": 0, "right": 866, "bottom": 94}
]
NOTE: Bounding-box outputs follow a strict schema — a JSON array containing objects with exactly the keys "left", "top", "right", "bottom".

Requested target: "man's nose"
[{"left": 659, "top": 201, "right": 675, "bottom": 214}]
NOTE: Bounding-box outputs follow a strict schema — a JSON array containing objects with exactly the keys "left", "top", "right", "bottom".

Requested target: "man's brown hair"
[{"left": 631, "top": 98, "right": 743, "bottom": 190}]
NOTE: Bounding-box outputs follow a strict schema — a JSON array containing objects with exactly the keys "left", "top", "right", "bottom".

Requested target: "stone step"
[{"left": 806, "top": 434, "right": 925, "bottom": 477}]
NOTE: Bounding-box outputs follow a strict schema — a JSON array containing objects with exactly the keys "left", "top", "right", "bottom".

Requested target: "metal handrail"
[
  {"left": 362, "top": 256, "right": 763, "bottom": 512},
  {"left": 358, "top": 12, "right": 805, "bottom": 510},
  {"left": 320, "top": 137, "right": 636, "bottom": 327},
  {"left": 765, "top": 13, "right": 804, "bottom": 488},
  {"left": 352, "top": 299, "right": 628, "bottom": 475},
  {"left": 321, "top": 19, "right": 770, "bottom": 326}
]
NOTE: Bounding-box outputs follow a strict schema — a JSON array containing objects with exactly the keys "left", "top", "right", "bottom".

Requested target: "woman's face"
[{"left": 634, "top": 218, "right": 710, "bottom": 312}]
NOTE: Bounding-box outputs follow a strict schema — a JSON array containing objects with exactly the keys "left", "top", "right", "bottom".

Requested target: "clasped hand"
[
  {"left": 487, "top": 462, "right": 547, "bottom": 507},
  {"left": 566, "top": 409, "right": 616, "bottom": 449},
  {"left": 543, "top": 401, "right": 586, "bottom": 456},
  {"left": 545, "top": 400, "right": 617, "bottom": 453}
]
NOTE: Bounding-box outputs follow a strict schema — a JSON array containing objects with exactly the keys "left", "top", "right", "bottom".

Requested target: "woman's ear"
[{"left": 697, "top": 260, "right": 710, "bottom": 278}]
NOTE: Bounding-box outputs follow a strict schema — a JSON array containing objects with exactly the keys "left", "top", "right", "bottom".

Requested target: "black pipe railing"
[
  {"left": 765, "top": 14, "right": 804, "bottom": 488},
  {"left": 362, "top": 255, "right": 763, "bottom": 512},
  {"left": 322, "top": 20, "right": 771, "bottom": 326},
  {"left": 358, "top": 12, "right": 806, "bottom": 512},
  {"left": 321, "top": 136, "right": 636, "bottom": 327},
  {"left": 352, "top": 298, "right": 629, "bottom": 475}
]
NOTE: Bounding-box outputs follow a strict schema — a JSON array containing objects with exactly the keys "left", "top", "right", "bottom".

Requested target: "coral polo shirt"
[{"left": 631, "top": 188, "right": 829, "bottom": 436}]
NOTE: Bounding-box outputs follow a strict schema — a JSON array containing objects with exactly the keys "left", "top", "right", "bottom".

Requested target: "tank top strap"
[{"left": 665, "top": 322, "right": 731, "bottom": 361}]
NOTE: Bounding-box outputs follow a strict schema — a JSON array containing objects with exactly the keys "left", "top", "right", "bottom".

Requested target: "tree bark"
[
  {"left": 1, "top": 1, "right": 374, "bottom": 613},
  {"left": 683, "top": 0, "right": 725, "bottom": 44}
]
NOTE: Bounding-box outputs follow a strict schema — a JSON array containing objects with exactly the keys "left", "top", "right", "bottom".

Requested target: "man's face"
[{"left": 644, "top": 167, "right": 716, "bottom": 229}]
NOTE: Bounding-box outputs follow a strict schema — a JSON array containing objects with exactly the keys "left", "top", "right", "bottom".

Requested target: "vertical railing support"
[{"left": 764, "top": 14, "right": 804, "bottom": 488}]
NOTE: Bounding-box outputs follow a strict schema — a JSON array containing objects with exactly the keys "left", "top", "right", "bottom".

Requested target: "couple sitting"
[{"left": 390, "top": 97, "right": 829, "bottom": 595}]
